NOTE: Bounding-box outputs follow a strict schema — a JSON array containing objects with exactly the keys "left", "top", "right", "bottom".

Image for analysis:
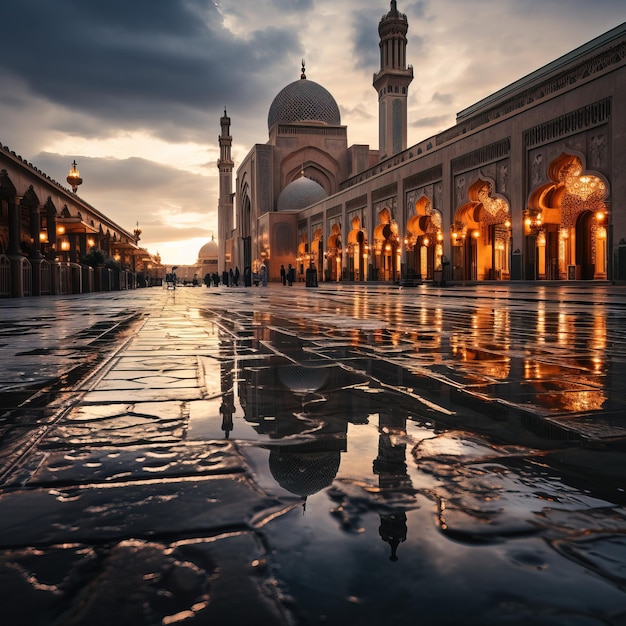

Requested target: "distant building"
[
  {"left": 170, "top": 237, "right": 218, "bottom": 284},
  {"left": 219, "top": 2, "right": 626, "bottom": 283}
]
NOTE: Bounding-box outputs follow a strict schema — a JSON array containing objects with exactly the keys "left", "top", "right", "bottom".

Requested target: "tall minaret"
[
  {"left": 373, "top": 1, "right": 413, "bottom": 161},
  {"left": 217, "top": 108, "right": 234, "bottom": 273}
]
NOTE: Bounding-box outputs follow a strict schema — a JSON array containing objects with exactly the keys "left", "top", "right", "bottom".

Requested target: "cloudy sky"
[{"left": 2, "top": 1, "right": 624, "bottom": 264}]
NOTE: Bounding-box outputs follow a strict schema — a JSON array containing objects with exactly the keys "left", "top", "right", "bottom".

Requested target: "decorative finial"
[
  {"left": 300, "top": 58, "right": 306, "bottom": 80},
  {"left": 66, "top": 160, "right": 83, "bottom": 193}
]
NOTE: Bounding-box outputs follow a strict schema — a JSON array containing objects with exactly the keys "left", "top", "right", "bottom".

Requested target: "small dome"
[
  {"left": 198, "top": 239, "right": 218, "bottom": 260},
  {"left": 268, "top": 78, "right": 341, "bottom": 130},
  {"left": 277, "top": 176, "right": 327, "bottom": 212}
]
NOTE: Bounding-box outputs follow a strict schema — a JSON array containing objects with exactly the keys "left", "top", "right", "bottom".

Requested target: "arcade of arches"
[{"left": 293, "top": 154, "right": 610, "bottom": 284}]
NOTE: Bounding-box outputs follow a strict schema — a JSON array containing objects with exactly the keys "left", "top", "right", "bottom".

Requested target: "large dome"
[
  {"left": 268, "top": 78, "right": 341, "bottom": 130},
  {"left": 277, "top": 175, "right": 328, "bottom": 212},
  {"left": 197, "top": 239, "right": 218, "bottom": 260}
]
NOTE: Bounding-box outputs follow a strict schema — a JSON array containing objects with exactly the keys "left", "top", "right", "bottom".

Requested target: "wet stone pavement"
[{"left": 1, "top": 284, "right": 626, "bottom": 625}]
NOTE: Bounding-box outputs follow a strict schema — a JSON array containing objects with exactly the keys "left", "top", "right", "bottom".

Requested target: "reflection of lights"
[{"left": 438, "top": 499, "right": 447, "bottom": 531}]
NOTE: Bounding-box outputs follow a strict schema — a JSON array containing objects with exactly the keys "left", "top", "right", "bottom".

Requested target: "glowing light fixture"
[{"left": 66, "top": 160, "right": 83, "bottom": 193}]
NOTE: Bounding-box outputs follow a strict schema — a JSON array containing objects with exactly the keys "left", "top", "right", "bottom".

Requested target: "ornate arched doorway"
[
  {"left": 296, "top": 232, "right": 308, "bottom": 281},
  {"left": 373, "top": 207, "right": 400, "bottom": 282},
  {"left": 527, "top": 153, "right": 608, "bottom": 280},
  {"left": 347, "top": 216, "right": 367, "bottom": 281},
  {"left": 326, "top": 223, "right": 342, "bottom": 281},
  {"left": 452, "top": 179, "right": 510, "bottom": 281},
  {"left": 404, "top": 197, "right": 442, "bottom": 281},
  {"left": 311, "top": 227, "right": 323, "bottom": 278}
]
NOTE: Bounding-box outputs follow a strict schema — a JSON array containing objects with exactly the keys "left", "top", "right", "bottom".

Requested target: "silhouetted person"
[{"left": 280, "top": 264, "right": 286, "bottom": 285}]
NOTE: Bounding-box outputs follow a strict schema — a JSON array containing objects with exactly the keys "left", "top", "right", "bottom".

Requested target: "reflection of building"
[
  {"left": 374, "top": 409, "right": 413, "bottom": 561},
  {"left": 219, "top": 2, "right": 626, "bottom": 283}
]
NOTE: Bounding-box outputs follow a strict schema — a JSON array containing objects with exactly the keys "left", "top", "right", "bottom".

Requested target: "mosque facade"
[{"left": 218, "top": 2, "right": 626, "bottom": 284}]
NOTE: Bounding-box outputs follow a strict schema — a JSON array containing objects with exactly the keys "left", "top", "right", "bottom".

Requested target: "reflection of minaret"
[
  {"left": 219, "top": 335, "right": 236, "bottom": 439},
  {"left": 373, "top": 410, "right": 412, "bottom": 561}
]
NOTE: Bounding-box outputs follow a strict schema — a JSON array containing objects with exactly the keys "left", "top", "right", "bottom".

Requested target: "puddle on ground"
[{"left": 2, "top": 292, "right": 626, "bottom": 625}]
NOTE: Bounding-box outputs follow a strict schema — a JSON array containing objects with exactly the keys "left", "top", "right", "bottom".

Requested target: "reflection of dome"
[
  {"left": 268, "top": 78, "right": 341, "bottom": 130},
  {"left": 277, "top": 176, "right": 327, "bottom": 212},
  {"left": 277, "top": 365, "right": 330, "bottom": 393},
  {"left": 269, "top": 450, "right": 341, "bottom": 497},
  {"left": 198, "top": 239, "right": 218, "bottom": 260}
]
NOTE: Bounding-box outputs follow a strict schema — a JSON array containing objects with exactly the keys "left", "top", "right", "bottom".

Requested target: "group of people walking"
[
  {"left": 201, "top": 263, "right": 298, "bottom": 288},
  {"left": 280, "top": 264, "right": 295, "bottom": 286}
]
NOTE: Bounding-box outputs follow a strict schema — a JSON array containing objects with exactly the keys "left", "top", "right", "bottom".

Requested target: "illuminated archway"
[
  {"left": 347, "top": 216, "right": 368, "bottom": 281},
  {"left": 404, "top": 196, "right": 443, "bottom": 280},
  {"left": 326, "top": 223, "right": 342, "bottom": 281},
  {"left": 373, "top": 207, "right": 399, "bottom": 281},
  {"left": 296, "top": 232, "right": 308, "bottom": 280},
  {"left": 452, "top": 179, "right": 510, "bottom": 281},
  {"left": 527, "top": 153, "right": 608, "bottom": 280}
]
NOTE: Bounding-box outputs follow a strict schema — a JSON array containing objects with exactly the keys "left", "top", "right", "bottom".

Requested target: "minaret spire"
[
  {"left": 217, "top": 107, "right": 234, "bottom": 274},
  {"left": 373, "top": 1, "right": 413, "bottom": 161}
]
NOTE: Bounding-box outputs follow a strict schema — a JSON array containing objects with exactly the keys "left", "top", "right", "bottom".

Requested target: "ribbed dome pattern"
[
  {"left": 276, "top": 176, "right": 328, "bottom": 212},
  {"left": 268, "top": 79, "right": 341, "bottom": 129}
]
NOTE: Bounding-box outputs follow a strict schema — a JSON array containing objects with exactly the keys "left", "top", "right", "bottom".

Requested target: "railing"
[
  {"left": 41, "top": 259, "right": 51, "bottom": 295},
  {"left": 0, "top": 258, "right": 138, "bottom": 297},
  {"left": 21, "top": 258, "right": 32, "bottom": 296},
  {"left": 0, "top": 254, "right": 10, "bottom": 297}
]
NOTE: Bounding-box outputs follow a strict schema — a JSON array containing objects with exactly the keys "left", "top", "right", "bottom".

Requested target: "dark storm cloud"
[
  {"left": 352, "top": 9, "right": 385, "bottom": 70},
  {"left": 352, "top": 2, "right": 427, "bottom": 73},
  {"left": 1, "top": 0, "right": 300, "bottom": 140},
  {"left": 270, "top": 0, "right": 314, "bottom": 11}
]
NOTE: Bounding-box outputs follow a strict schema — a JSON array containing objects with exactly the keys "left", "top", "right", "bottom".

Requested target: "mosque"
[
  {"left": 218, "top": 2, "right": 626, "bottom": 284},
  {"left": 172, "top": 236, "right": 218, "bottom": 284}
]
